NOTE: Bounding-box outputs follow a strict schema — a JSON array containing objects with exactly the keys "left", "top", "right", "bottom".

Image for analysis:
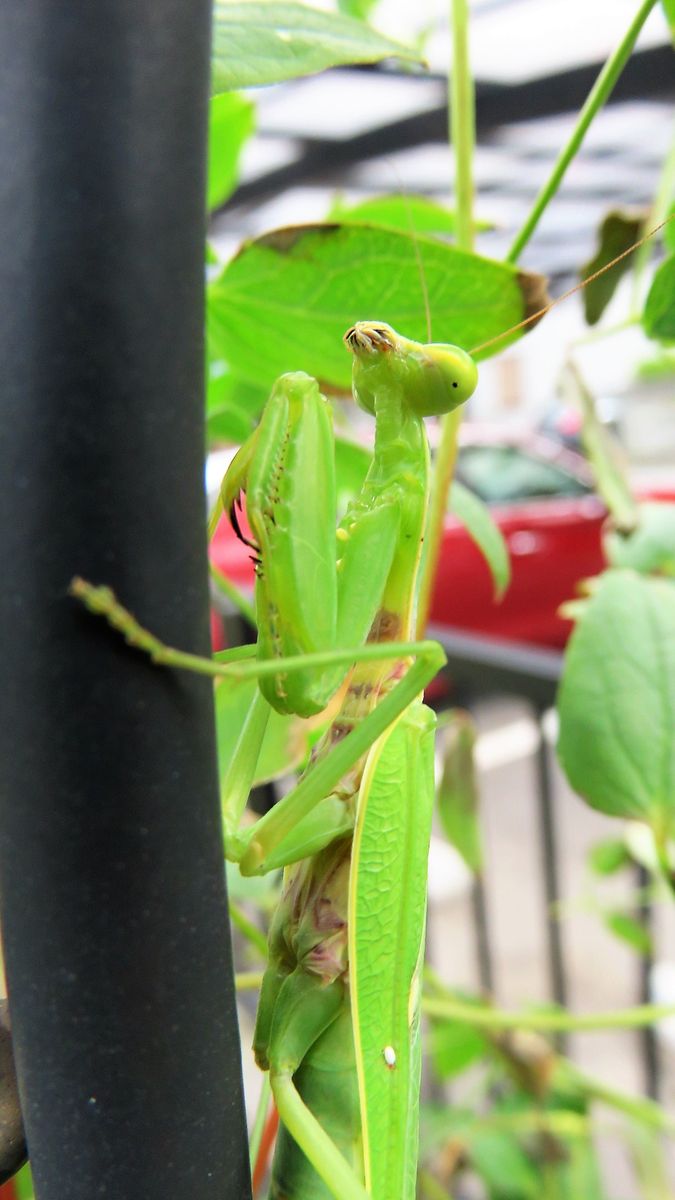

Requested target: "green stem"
[
  {"left": 229, "top": 900, "right": 268, "bottom": 958},
  {"left": 422, "top": 995, "right": 675, "bottom": 1033},
  {"left": 630, "top": 121, "right": 675, "bottom": 314},
  {"left": 210, "top": 561, "right": 257, "bottom": 628},
  {"left": 449, "top": 0, "right": 475, "bottom": 254},
  {"left": 566, "top": 1064, "right": 675, "bottom": 1133},
  {"left": 271, "top": 1073, "right": 369, "bottom": 1200},
  {"left": 418, "top": 3, "right": 474, "bottom": 635},
  {"left": 416, "top": 0, "right": 475, "bottom": 634},
  {"left": 507, "top": 0, "right": 659, "bottom": 262},
  {"left": 248, "top": 1072, "right": 272, "bottom": 1174},
  {"left": 236, "top": 971, "right": 265, "bottom": 991}
]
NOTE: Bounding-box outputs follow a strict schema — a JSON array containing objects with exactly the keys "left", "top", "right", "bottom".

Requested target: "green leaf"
[
  {"left": 605, "top": 501, "right": 675, "bottom": 577},
  {"left": 430, "top": 1017, "right": 487, "bottom": 1080},
  {"left": 208, "top": 223, "right": 548, "bottom": 390},
  {"left": 587, "top": 838, "right": 630, "bottom": 875},
  {"left": 642, "top": 254, "right": 675, "bottom": 342},
  {"left": 327, "top": 193, "right": 461, "bottom": 237},
  {"left": 580, "top": 211, "right": 643, "bottom": 326},
  {"left": 636, "top": 348, "right": 675, "bottom": 379},
  {"left": 337, "top": 0, "right": 378, "bottom": 18},
  {"left": 437, "top": 711, "right": 482, "bottom": 874},
  {"left": 469, "top": 1132, "right": 539, "bottom": 1200},
  {"left": 14, "top": 1164, "right": 35, "bottom": 1200},
  {"left": 604, "top": 911, "right": 652, "bottom": 956},
  {"left": 334, "top": 436, "right": 371, "bottom": 516},
  {"left": 206, "top": 369, "right": 267, "bottom": 445},
  {"left": 211, "top": 2, "right": 421, "bottom": 92},
  {"left": 215, "top": 677, "right": 313, "bottom": 787},
  {"left": 207, "top": 92, "right": 255, "bottom": 211},
  {"left": 557, "top": 570, "right": 675, "bottom": 831},
  {"left": 449, "top": 481, "right": 511, "bottom": 599}
]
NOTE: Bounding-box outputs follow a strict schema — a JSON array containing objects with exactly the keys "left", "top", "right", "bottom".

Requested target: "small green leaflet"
[
  {"left": 449, "top": 481, "right": 511, "bottom": 599},
  {"left": 208, "top": 92, "right": 255, "bottom": 211},
  {"left": 436, "top": 710, "right": 482, "bottom": 874},
  {"left": 587, "top": 837, "right": 630, "bottom": 876},
  {"left": 560, "top": 361, "right": 638, "bottom": 534},
  {"left": 211, "top": 2, "right": 421, "bottom": 92},
  {"left": 580, "top": 210, "right": 643, "bottom": 326},
  {"left": 208, "top": 223, "right": 548, "bottom": 390},
  {"left": 557, "top": 570, "right": 675, "bottom": 831},
  {"left": 605, "top": 501, "right": 675, "bottom": 577},
  {"left": 604, "top": 911, "right": 652, "bottom": 956},
  {"left": 642, "top": 254, "right": 675, "bottom": 341}
]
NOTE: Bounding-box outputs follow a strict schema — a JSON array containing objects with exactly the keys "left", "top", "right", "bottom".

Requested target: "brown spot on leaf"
[
  {"left": 516, "top": 268, "right": 551, "bottom": 330},
  {"left": 253, "top": 223, "right": 343, "bottom": 256}
]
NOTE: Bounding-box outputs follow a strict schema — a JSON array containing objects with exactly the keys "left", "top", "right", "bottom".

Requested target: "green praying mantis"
[
  {"left": 217, "top": 323, "right": 477, "bottom": 1199},
  {"left": 71, "top": 214, "right": 668, "bottom": 1200}
]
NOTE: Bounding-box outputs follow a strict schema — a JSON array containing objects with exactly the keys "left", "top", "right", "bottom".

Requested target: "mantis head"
[{"left": 344, "top": 321, "right": 478, "bottom": 418}]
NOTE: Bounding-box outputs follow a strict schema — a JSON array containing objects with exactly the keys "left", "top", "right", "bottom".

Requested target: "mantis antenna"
[{"left": 469, "top": 213, "right": 675, "bottom": 356}]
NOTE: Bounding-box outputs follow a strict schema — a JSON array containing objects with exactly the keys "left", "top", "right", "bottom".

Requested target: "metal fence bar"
[
  {"left": 0, "top": 4, "right": 251, "bottom": 1196},
  {"left": 533, "top": 717, "right": 568, "bottom": 1012}
]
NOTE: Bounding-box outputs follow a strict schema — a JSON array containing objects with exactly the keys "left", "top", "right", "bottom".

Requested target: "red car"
[{"left": 208, "top": 427, "right": 670, "bottom": 651}]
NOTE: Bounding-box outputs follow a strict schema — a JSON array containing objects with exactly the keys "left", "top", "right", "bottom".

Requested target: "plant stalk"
[
  {"left": 507, "top": 0, "right": 659, "bottom": 262},
  {"left": 417, "top": 0, "right": 475, "bottom": 634},
  {"left": 422, "top": 996, "right": 675, "bottom": 1033}
]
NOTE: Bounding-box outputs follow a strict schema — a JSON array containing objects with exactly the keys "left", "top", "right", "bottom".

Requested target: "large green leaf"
[
  {"left": 211, "top": 2, "right": 421, "bottom": 91},
  {"left": 557, "top": 570, "right": 675, "bottom": 831},
  {"left": 642, "top": 254, "right": 675, "bottom": 342},
  {"left": 449, "top": 480, "right": 511, "bottom": 599},
  {"left": 208, "top": 223, "right": 548, "bottom": 390},
  {"left": 208, "top": 92, "right": 255, "bottom": 211}
]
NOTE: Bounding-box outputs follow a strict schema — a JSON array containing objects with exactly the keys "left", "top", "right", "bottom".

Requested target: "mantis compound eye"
[{"left": 406, "top": 341, "right": 478, "bottom": 416}]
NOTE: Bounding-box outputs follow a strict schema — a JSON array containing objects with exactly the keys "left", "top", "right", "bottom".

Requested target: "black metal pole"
[{"left": 0, "top": 5, "right": 251, "bottom": 1197}]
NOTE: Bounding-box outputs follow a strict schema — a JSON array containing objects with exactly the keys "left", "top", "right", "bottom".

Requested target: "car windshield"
[{"left": 457, "top": 444, "right": 590, "bottom": 504}]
